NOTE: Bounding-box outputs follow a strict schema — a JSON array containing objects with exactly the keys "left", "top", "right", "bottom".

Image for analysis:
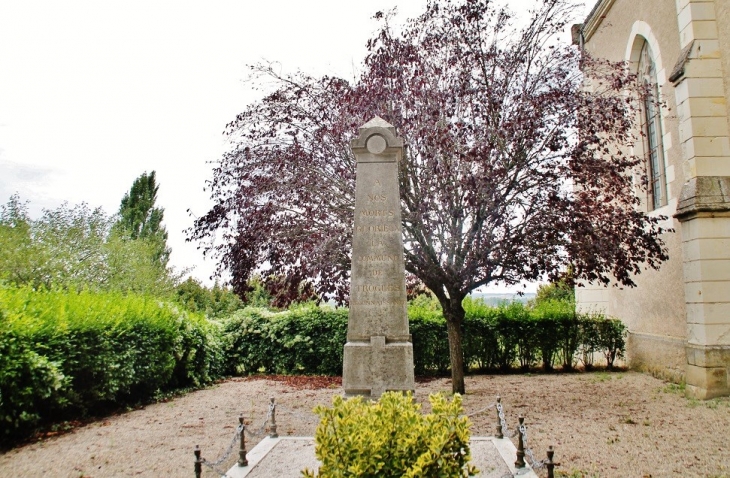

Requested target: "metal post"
[
  {"left": 194, "top": 445, "right": 202, "bottom": 478},
  {"left": 545, "top": 445, "right": 559, "bottom": 478},
  {"left": 495, "top": 395, "right": 503, "bottom": 439},
  {"left": 238, "top": 414, "right": 248, "bottom": 467},
  {"left": 515, "top": 415, "right": 526, "bottom": 469},
  {"left": 269, "top": 397, "right": 279, "bottom": 438}
]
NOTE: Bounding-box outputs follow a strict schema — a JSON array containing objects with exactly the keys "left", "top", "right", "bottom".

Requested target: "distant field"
[{"left": 469, "top": 292, "right": 535, "bottom": 305}]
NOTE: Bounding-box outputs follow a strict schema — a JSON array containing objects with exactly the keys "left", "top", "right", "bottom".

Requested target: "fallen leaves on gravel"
[{"left": 240, "top": 375, "right": 342, "bottom": 389}]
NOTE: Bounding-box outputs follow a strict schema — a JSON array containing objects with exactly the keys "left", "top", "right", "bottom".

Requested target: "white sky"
[{"left": 0, "top": 0, "right": 590, "bottom": 291}]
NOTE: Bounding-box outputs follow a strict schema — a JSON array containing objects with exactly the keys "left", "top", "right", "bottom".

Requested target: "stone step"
[{"left": 225, "top": 436, "right": 538, "bottom": 478}]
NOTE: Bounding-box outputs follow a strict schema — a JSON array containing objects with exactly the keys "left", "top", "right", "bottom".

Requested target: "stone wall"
[{"left": 578, "top": 0, "right": 688, "bottom": 380}]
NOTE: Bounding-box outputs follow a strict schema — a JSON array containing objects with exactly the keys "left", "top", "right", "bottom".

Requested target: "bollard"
[
  {"left": 238, "top": 414, "right": 248, "bottom": 467},
  {"left": 515, "top": 415, "right": 526, "bottom": 469},
  {"left": 545, "top": 445, "right": 560, "bottom": 478},
  {"left": 194, "top": 445, "right": 202, "bottom": 478},
  {"left": 269, "top": 397, "right": 279, "bottom": 438},
  {"left": 495, "top": 395, "right": 503, "bottom": 439}
]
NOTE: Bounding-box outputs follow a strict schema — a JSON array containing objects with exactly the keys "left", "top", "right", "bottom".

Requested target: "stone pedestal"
[{"left": 342, "top": 117, "right": 415, "bottom": 397}]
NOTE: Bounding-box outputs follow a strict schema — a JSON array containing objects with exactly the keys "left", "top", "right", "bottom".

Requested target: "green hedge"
[
  {"left": 0, "top": 286, "right": 223, "bottom": 440},
  {"left": 221, "top": 305, "right": 348, "bottom": 376},
  {"left": 408, "top": 298, "right": 626, "bottom": 374},
  {"left": 1, "top": 287, "right": 626, "bottom": 442},
  {"left": 220, "top": 298, "right": 626, "bottom": 377}
]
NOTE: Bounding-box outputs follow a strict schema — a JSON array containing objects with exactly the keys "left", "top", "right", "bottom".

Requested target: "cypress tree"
[{"left": 116, "top": 171, "right": 170, "bottom": 266}]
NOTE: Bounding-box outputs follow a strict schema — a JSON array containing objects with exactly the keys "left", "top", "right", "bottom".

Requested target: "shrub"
[
  {"left": 592, "top": 314, "right": 627, "bottom": 369},
  {"left": 0, "top": 324, "right": 65, "bottom": 438},
  {"left": 530, "top": 300, "right": 581, "bottom": 371},
  {"left": 220, "top": 304, "right": 348, "bottom": 376},
  {"left": 578, "top": 316, "right": 600, "bottom": 370},
  {"left": 0, "top": 285, "right": 223, "bottom": 440},
  {"left": 302, "top": 392, "right": 477, "bottom": 478},
  {"left": 408, "top": 312, "right": 449, "bottom": 375}
]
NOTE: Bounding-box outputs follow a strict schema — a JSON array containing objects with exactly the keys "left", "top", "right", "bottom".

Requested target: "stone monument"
[{"left": 342, "top": 116, "right": 415, "bottom": 397}]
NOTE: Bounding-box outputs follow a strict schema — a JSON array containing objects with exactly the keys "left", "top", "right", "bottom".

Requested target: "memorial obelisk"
[{"left": 342, "top": 117, "right": 415, "bottom": 398}]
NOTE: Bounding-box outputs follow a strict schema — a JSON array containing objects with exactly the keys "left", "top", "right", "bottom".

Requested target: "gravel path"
[{"left": 1, "top": 372, "right": 729, "bottom": 477}]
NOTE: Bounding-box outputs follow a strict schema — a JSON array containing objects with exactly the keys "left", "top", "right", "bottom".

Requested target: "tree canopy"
[
  {"left": 116, "top": 171, "right": 170, "bottom": 267},
  {"left": 189, "top": 0, "right": 669, "bottom": 392},
  {"left": 0, "top": 193, "right": 177, "bottom": 296}
]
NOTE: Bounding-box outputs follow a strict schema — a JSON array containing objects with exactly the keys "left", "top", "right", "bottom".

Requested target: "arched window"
[{"left": 638, "top": 40, "right": 667, "bottom": 210}]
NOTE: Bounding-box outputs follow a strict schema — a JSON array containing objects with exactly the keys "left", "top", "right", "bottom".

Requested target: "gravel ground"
[{"left": 1, "top": 371, "right": 729, "bottom": 477}]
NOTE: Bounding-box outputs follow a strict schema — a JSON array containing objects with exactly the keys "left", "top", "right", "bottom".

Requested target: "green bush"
[
  {"left": 0, "top": 285, "right": 224, "bottom": 440},
  {"left": 408, "top": 303, "right": 449, "bottom": 375},
  {"left": 221, "top": 304, "right": 348, "bottom": 376},
  {"left": 302, "top": 392, "right": 477, "bottom": 478},
  {"left": 462, "top": 312, "right": 498, "bottom": 371},
  {"left": 0, "top": 324, "right": 65, "bottom": 436},
  {"left": 592, "top": 314, "right": 627, "bottom": 369}
]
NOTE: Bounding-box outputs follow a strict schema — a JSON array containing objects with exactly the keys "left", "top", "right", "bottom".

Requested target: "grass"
[{"left": 658, "top": 381, "right": 730, "bottom": 409}]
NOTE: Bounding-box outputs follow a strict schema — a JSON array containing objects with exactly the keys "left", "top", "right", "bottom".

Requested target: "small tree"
[
  {"left": 0, "top": 195, "right": 36, "bottom": 285},
  {"left": 190, "top": 0, "right": 669, "bottom": 393},
  {"left": 116, "top": 171, "right": 170, "bottom": 267},
  {"left": 0, "top": 195, "right": 177, "bottom": 295},
  {"left": 532, "top": 279, "right": 575, "bottom": 306}
]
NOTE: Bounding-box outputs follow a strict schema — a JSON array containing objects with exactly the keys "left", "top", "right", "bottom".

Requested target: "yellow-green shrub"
[{"left": 302, "top": 392, "right": 477, "bottom": 478}]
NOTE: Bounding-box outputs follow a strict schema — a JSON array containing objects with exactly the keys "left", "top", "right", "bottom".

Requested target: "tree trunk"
[{"left": 443, "top": 297, "right": 466, "bottom": 395}]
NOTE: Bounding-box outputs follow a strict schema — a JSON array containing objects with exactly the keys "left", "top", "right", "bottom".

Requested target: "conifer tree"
[{"left": 117, "top": 171, "right": 170, "bottom": 267}]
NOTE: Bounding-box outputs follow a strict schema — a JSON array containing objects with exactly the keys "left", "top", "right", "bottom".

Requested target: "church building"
[{"left": 574, "top": 0, "right": 730, "bottom": 398}]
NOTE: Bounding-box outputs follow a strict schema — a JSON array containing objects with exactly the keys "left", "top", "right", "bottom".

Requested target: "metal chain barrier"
[
  {"left": 197, "top": 422, "right": 243, "bottom": 478},
  {"left": 518, "top": 421, "right": 547, "bottom": 471},
  {"left": 243, "top": 400, "right": 275, "bottom": 439},
  {"left": 465, "top": 401, "right": 496, "bottom": 417},
  {"left": 495, "top": 396, "right": 560, "bottom": 478},
  {"left": 496, "top": 400, "right": 520, "bottom": 438},
  {"left": 193, "top": 394, "right": 558, "bottom": 478}
]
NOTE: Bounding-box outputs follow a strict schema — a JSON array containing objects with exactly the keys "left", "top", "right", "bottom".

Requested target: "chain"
[
  {"left": 496, "top": 402, "right": 519, "bottom": 438},
  {"left": 518, "top": 423, "right": 546, "bottom": 471},
  {"left": 276, "top": 404, "right": 319, "bottom": 423},
  {"left": 465, "top": 402, "right": 496, "bottom": 417},
  {"left": 243, "top": 401, "right": 275, "bottom": 438},
  {"left": 200, "top": 424, "right": 243, "bottom": 477}
]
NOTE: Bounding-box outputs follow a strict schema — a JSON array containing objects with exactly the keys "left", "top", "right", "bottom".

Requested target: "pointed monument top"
[
  {"left": 351, "top": 115, "right": 403, "bottom": 153},
  {"left": 360, "top": 116, "right": 394, "bottom": 130}
]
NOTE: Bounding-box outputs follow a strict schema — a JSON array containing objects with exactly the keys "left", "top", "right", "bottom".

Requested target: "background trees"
[
  {"left": 115, "top": 171, "right": 170, "bottom": 268},
  {"left": 190, "top": 0, "right": 669, "bottom": 393},
  {"left": 0, "top": 172, "right": 176, "bottom": 296}
]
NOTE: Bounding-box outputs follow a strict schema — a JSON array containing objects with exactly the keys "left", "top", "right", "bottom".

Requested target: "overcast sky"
[{"left": 0, "top": 0, "right": 590, "bottom": 291}]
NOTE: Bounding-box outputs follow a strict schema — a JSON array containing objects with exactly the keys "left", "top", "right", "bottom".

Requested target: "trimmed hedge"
[
  {"left": 221, "top": 305, "right": 348, "bottom": 376},
  {"left": 220, "top": 298, "right": 626, "bottom": 377},
  {"left": 408, "top": 298, "right": 626, "bottom": 375},
  {"left": 1, "top": 287, "right": 626, "bottom": 442},
  {"left": 0, "top": 286, "right": 223, "bottom": 440}
]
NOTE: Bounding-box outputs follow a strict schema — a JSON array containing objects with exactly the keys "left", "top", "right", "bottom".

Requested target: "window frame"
[{"left": 638, "top": 40, "right": 668, "bottom": 211}]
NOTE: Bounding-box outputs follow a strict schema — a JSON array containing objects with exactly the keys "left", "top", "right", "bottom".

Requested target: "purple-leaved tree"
[{"left": 189, "top": 0, "right": 669, "bottom": 393}]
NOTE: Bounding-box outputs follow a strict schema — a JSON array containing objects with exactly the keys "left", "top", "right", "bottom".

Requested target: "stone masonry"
[{"left": 342, "top": 117, "right": 415, "bottom": 397}]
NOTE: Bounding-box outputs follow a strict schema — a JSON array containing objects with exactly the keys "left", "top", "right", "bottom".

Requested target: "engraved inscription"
[
  {"left": 367, "top": 194, "right": 387, "bottom": 202},
  {"left": 359, "top": 254, "right": 397, "bottom": 262},
  {"left": 350, "top": 300, "right": 402, "bottom": 306},
  {"left": 357, "top": 224, "right": 395, "bottom": 233},
  {"left": 356, "top": 284, "right": 401, "bottom": 293},
  {"left": 360, "top": 209, "right": 395, "bottom": 217}
]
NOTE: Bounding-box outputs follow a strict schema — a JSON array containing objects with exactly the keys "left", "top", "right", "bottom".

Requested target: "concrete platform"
[{"left": 226, "top": 436, "right": 538, "bottom": 478}]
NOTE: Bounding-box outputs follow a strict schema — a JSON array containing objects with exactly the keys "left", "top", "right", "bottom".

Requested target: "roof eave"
[{"left": 581, "top": 0, "right": 616, "bottom": 43}]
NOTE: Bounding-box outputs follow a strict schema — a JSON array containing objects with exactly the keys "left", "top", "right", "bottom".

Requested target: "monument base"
[
  {"left": 225, "top": 436, "right": 538, "bottom": 478},
  {"left": 342, "top": 336, "right": 415, "bottom": 397}
]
